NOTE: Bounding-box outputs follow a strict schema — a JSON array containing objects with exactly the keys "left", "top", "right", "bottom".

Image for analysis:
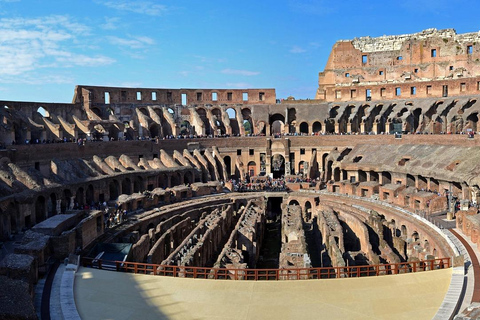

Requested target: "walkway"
[
  {"left": 75, "top": 266, "right": 452, "bottom": 320},
  {"left": 450, "top": 229, "right": 480, "bottom": 302}
]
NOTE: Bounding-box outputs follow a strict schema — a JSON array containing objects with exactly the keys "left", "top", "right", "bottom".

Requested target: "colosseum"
[{"left": 1, "top": 28, "right": 480, "bottom": 319}]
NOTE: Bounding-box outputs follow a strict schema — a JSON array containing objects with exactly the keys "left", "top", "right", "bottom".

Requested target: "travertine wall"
[{"left": 317, "top": 28, "right": 480, "bottom": 102}]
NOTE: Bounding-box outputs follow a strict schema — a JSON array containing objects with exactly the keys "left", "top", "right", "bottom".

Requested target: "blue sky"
[{"left": 0, "top": 0, "right": 478, "bottom": 103}]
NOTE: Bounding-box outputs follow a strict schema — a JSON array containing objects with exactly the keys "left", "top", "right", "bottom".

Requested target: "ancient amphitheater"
[{"left": 1, "top": 28, "right": 480, "bottom": 319}]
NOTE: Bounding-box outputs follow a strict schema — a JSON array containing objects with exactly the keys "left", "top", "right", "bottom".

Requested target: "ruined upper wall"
[
  {"left": 349, "top": 28, "right": 480, "bottom": 53},
  {"left": 75, "top": 85, "right": 276, "bottom": 108},
  {"left": 317, "top": 28, "right": 480, "bottom": 102}
]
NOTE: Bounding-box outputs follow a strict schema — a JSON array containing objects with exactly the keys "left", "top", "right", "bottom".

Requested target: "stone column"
[
  {"left": 56, "top": 200, "right": 61, "bottom": 214},
  {"left": 69, "top": 196, "right": 75, "bottom": 210}
]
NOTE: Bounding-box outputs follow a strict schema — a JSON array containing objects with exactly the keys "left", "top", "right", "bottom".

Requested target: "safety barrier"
[{"left": 82, "top": 257, "right": 451, "bottom": 281}]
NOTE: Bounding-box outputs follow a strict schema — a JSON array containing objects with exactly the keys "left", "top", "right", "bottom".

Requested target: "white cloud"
[
  {"left": 108, "top": 35, "right": 155, "bottom": 49},
  {"left": 290, "top": 45, "right": 306, "bottom": 54},
  {"left": 221, "top": 69, "right": 260, "bottom": 76},
  {"left": 101, "top": 17, "right": 120, "bottom": 30},
  {"left": 0, "top": 15, "right": 114, "bottom": 77},
  {"left": 97, "top": 1, "right": 167, "bottom": 16}
]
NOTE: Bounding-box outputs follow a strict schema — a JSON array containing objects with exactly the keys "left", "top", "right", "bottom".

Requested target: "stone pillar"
[
  {"left": 56, "top": 200, "right": 61, "bottom": 214},
  {"left": 360, "top": 121, "right": 366, "bottom": 134},
  {"left": 69, "top": 196, "right": 75, "bottom": 210},
  {"left": 346, "top": 121, "right": 352, "bottom": 134},
  {"left": 372, "top": 121, "right": 379, "bottom": 134},
  {"left": 335, "top": 122, "right": 340, "bottom": 134}
]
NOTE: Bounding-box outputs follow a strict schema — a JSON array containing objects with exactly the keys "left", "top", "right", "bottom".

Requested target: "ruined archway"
[{"left": 271, "top": 154, "right": 285, "bottom": 179}]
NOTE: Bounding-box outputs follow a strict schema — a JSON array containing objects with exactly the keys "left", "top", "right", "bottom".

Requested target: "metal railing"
[{"left": 82, "top": 257, "right": 451, "bottom": 281}]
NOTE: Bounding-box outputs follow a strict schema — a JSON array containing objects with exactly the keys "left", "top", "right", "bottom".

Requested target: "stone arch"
[
  {"left": 171, "top": 172, "right": 181, "bottom": 186},
  {"left": 158, "top": 173, "right": 168, "bottom": 188},
  {"left": 134, "top": 176, "right": 144, "bottom": 193},
  {"left": 333, "top": 167, "right": 340, "bottom": 181},
  {"left": 312, "top": 121, "right": 322, "bottom": 133},
  {"left": 466, "top": 112, "right": 479, "bottom": 132},
  {"left": 247, "top": 161, "right": 256, "bottom": 177},
  {"left": 223, "top": 156, "right": 232, "bottom": 178},
  {"left": 196, "top": 107, "right": 212, "bottom": 135},
  {"left": 270, "top": 113, "right": 285, "bottom": 135},
  {"left": 271, "top": 154, "right": 285, "bottom": 179},
  {"left": 406, "top": 174, "right": 415, "bottom": 187},
  {"left": 382, "top": 171, "right": 392, "bottom": 184},
  {"left": 48, "top": 193, "right": 57, "bottom": 217},
  {"left": 180, "top": 120, "right": 191, "bottom": 136},
  {"left": 149, "top": 124, "right": 160, "bottom": 139},
  {"left": 91, "top": 107, "right": 102, "bottom": 118},
  {"left": 299, "top": 122, "right": 309, "bottom": 134},
  {"left": 75, "top": 187, "right": 85, "bottom": 206},
  {"left": 288, "top": 199, "right": 300, "bottom": 206},
  {"left": 109, "top": 180, "right": 120, "bottom": 200},
  {"left": 61, "top": 189, "right": 72, "bottom": 213},
  {"left": 86, "top": 184, "right": 95, "bottom": 206},
  {"left": 122, "top": 178, "right": 132, "bottom": 195},
  {"left": 35, "top": 196, "right": 46, "bottom": 224},
  {"left": 184, "top": 171, "right": 193, "bottom": 184}
]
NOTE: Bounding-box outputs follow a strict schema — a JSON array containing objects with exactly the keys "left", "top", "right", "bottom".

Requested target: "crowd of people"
[{"left": 231, "top": 177, "right": 288, "bottom": 192}]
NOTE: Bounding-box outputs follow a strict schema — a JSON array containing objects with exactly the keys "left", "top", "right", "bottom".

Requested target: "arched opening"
[
  {"left": 134, "top": 177, "right": 143, "bottom": 193},
  {"left": 122, "top": 178, "right": 132, "bottom": 195},
  {"left": 241, "top": 108, "right": 253, "bottom": 135},
  {"left": 7, "top": 203, "right": 17, "bottom": 236},
  {"left": 180, "top": 120, "right": 191, "bottom": 136},
  {"left": 466, "top": 113, "right": 479, "bottom": 132},
  {"left": 109, "top": 180, "right": 120, "bottom": 200},
  {"left": 158, "top": 173, "right": 168, "bottom": 188},
  {"left": 298, "top": 161, "right": 307, "bottom": 176},
  {"left": 212, "top": 108, "right": 225, "bottom": 135},
  {"left": 226, "top": 108, "right": 238, "bottom": 135},
  {"left": 123, "top": 121, "right": 134, "bottom": 140},
  {"left": 196, "top": 108, "right": 212, "bottom": 135},
  {"left": 304, "top": 201, "right": 312, "bottom": 221},
  {"left": 247, "top": 161, "right": 256, "bottom": 177},
  {"left": 358, "top": 170, "right": 367, "bottom": 182},
  {"left": 289, "top": 200, "right": 300, "bottom": 206},
  {"left": 243, "top": 119, "right": 252, "bottom": 135},
  {"left": 299, "top": 122, "right": 309, "bottom": 134},
  {"left": 86, "top": 185, "right": 95, "bottom": 206},
  {"left": 149, "top": 124, "right": 160, "bottom": 139},
  {"left": 91, "top": 107, "right": 102, "bottom": 118},
  {"left": 401, "top": 225, "right": 407, "bottom": 237},
  {"left": 75, "top": 188, "right": 84, "bottom": 206},
  {"left": 48, "top": 193, "right": 57, "bottom": 217},
  {"left": 36, "top": 106, "right": 49, "bottom": 118},
  {"left": 271, "top": 154, "right": 285, "bottom": 179},
  {"left": 61, "top": 189, "right": 72, "bottom": 213},
  {"left": 224, "top": 156, "right": 232, "bottom": 178},
  {"left": 270, "top": 113, "right": 285, "bottom": 135},
  {"left": 370, "top": 171, "right": 379, "bottom": 182},
  {"left": 333, "top": 167, "right": 340, "bottom": 181},
  {"left": 256, "top": 122, "right": 267, "bottom": 137},
  {"left": 312, "top": 121, "right": 322, "bottom": 134},
  {"left": 418, "top": 176, "right": 428, "bottom": 190},
  {"left": 35, "top": 196, "right": 46, "bottom": 224},
  {"left": 430, "top": 178, "right": 439, "bottom": 192},
  {"left": 382, "top": 171, "right": 392, "bottom": 184},
  {"left": 184, "top": 171, "right": 193, "bottom": 184},
  {"left": 411, "top": 231, "right": 420, "bottom": 242},
  {"left": 171, "top": 172, "right": 181, "bottom": 186},
  {"left": 406, "top": 174, "right": 415, "bottom": 187}
]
